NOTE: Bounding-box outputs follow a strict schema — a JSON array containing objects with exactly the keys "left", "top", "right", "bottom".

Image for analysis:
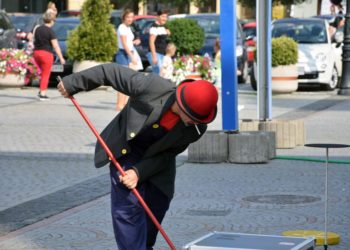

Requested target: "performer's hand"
[
  {"left": 119, "top": 169, "right": 139, "bottom": 189},
  {"left": 57, "top": 81, "right": 70, "bottom": 98}
]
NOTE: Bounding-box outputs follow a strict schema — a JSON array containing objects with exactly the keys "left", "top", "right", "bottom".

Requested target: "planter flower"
[
  {"left": 173, "top": 54, "right": 214, "bottom": 84},
  {"left": 0, "top": 48, "right": 41, "bottom": 87}
]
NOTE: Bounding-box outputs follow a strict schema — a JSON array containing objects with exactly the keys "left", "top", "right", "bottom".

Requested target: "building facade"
[{"left": 0, "top": 0, "right": 68, "bottom": 13}]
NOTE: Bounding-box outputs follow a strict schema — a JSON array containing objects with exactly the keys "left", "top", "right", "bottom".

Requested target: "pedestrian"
[
  {"left": 147, "top": 10, "right": 170, "bottom": 75},
  {"left": 160, "top": 43, "right": 176, "bottom": 81},
  {"left": 213, "top": 38, "right": 221, "bottom": 89},
  {"left": 33, "top": 11, "right": 65, "bottom": 100},
  {"left": 57, "top": 63, "right": 218, "bottom": 250},
  {"left": 115, "top": 9, "right": 142, "bottom": 111},
  {"left": 27, "top": 2, "right": 57, "bottom": 53},
  {"left": 47, "top": 1, "right": 58, "bottom": 17}
]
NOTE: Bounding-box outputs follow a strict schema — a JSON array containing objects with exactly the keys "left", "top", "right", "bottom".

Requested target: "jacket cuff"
[{"left": 131, "top": 166, "right": 140, "bottom": 179}]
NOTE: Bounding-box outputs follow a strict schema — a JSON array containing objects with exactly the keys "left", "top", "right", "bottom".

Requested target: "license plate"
[{"left": 51, "top": 64, "right": 64, "bottom": 72}]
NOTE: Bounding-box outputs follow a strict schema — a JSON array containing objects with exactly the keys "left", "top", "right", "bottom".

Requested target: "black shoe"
[{"left": 38, "top": 93, "right": 50, "bottom": 101}]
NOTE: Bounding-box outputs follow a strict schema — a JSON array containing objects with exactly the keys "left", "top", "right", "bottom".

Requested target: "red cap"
[{"left": 175, "top": 80, "right": 218, "bottom": 124}]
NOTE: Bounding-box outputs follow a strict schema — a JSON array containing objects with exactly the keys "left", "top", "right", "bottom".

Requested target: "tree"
[
  {"left": 67, "top": 0, "right": 117, "bottom": 62},
  {"left": 167, "top": 18, "right": 205, "bottom": 55}
]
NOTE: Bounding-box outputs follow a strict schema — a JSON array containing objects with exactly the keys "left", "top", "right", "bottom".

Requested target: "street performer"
[{"left": 57, "top": 63, "right": 218, "bottom": 250}]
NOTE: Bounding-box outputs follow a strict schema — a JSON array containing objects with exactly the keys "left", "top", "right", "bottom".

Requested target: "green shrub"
[
  {"left": 67, "top": 0, "right": 117, "bottom": 62},
  {"left": 271, "top": 36, "right": 298, "bottom": 67},
  {"left": 167, "top": 18, "right": 205, "bottom": 55}
]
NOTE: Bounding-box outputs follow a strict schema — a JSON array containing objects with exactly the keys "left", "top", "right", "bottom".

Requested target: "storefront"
[{"left": 0, "top": 0, "right": 67, "bottom": 13}]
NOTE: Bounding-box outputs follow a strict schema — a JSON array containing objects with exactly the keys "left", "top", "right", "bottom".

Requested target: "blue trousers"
[
  {"left": 109, "top": 163, "right": 171, "bottom": 250},
  {"left": 115, "top": 49, "right": 130, "bottom": 66},
  {"left": 146, "top": 52, "right": 164, "bottom": 75}
]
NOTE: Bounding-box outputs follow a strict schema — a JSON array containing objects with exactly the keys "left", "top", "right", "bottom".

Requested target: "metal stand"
[
  {"left": 324, "top": 147, "right": 329, "bottom": 250},
  {"left": 305, "top": 143, "right": 350, "bottom": 249}
]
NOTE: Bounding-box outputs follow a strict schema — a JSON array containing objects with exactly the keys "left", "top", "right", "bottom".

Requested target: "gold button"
[
  {"left": 121, "top": 149, "right": 127, "bottom": 155},
  {"left": 153, "top": 124, "right": 159, "bottom": 129},
  {"left": 130, "top": 132, "right": 135, "bottom": 138}
]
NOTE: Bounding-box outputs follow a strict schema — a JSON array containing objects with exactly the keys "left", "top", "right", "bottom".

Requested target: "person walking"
[
  {"left": 33, "top": 11, "right": 65, "bottom": 100},
  {"left": 115, "top": 9, "right": 142, "bottom": 111},
  {"left": 57, "top": 63, "right": 218, "bottom": 250},
  {"left": 147, "top": 10, "right": 170, "bottom": 75}
]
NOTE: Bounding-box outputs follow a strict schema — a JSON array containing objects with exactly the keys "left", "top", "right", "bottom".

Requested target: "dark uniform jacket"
[{"left": 62, "top": 63, "right": 207, "bottom": 198}]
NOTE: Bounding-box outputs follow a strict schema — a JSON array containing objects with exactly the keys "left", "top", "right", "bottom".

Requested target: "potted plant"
[
  {"left": 66, "top": 0, "right": 117, "bottom": 72},
  {"left": 172, "top": 54, "right": 214, "bottom": 84},
  {"left": 0, "top": 48, "right": 40, "bottom": 87},
  {"left": 250, "top": 36, "right": 298, "bottom": 93},
  {"left": 271, "top": 36, "right": 298, "bottom": 93}
]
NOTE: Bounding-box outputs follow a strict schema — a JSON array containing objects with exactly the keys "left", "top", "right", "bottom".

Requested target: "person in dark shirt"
[
  {"left": 33, "top": 11, "right": 65, "bottom": 100},
  {"left": 147, "top": 10, "right": 170, "bottom": 75}
]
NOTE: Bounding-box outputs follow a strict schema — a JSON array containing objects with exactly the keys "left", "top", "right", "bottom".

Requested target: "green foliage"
[
  {"left": 67, "top": 0, "right": 117, "bottom": 62},
  {"left": 167, "top": 18, "right": 205, "bottom": 55},
  {"left": 271, "top": 36, "right": 298, "bottom": 67}
]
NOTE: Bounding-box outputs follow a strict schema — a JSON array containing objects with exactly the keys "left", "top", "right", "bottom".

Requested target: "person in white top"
[
  {"left": 115, "top": 9, "right": 142, "bottom": 111},
  {"left": 160, "top": 43, "right": 176, "bottom": 82}
]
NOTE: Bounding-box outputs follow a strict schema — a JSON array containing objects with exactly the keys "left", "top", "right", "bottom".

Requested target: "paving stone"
[{"left": 0, "top": 86, "right": 349, "bottom": 250}]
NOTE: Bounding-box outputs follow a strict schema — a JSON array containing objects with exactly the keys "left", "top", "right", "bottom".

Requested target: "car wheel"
[
  {"left": 322, "top": 66, "right": 338, "bottom": 90},
  {"left": 250, "top": 63, "right": 257, "bottom": 91},
  {"left": 238, "top": 61, "right": 249, "bottom": 84}
]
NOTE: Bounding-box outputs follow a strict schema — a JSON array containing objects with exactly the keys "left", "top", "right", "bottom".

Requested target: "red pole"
[{"left": 69, "top": 96, "right": 176, "bottom": 250}]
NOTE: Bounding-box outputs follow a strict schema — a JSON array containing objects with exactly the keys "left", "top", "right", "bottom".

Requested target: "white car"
[{"left": 272, "top": 18, "right": 343, "bottom": 90}]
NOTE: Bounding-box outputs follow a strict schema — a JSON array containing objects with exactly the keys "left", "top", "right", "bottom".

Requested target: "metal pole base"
[
  {"left": 324, "top": 244, "right": 328, "bottom": 250},
  {"left": 338, "top": 88, "right": 350, "bottom": 95}
]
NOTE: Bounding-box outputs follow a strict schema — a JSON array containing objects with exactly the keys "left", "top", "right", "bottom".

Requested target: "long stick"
[{"left": 69, "top": 96, "right": 176, "bottom": 250}]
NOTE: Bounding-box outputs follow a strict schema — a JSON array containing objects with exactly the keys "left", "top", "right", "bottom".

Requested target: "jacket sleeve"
[
  {"left": 62, "top": 63, "right": 154, "bottom": 97},
  {"left": 133, "top": 144, "right": 189, "bottom": 183}
]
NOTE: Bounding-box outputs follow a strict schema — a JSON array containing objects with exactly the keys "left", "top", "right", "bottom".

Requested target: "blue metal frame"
[{"left": 220, "top": 0, "right": 238, "bottom": 131}]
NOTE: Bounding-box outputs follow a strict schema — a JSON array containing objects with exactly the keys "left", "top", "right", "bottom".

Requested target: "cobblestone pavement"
[
  {"left": 0, "top": 160, "right": 349, "bottom": 249},
  {"left": 0, "top": 85, "right": 350, "bottom": 249}
]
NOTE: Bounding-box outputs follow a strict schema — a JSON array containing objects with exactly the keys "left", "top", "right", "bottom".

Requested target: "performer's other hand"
[
  {"left": 119, "top": 169, "right": 139, "bottom": 189},
  {"left": 57, "top": 81, "right": 70, "bottom": 98}
]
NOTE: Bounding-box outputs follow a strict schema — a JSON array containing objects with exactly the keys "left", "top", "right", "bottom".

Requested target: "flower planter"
[
  {"left": 0, "top": 49, "right": 40, "bottom": 86},
  {"left": 0, "top": 73, "right": 25, "bottom": 87},
  {"left": 272, "top": 65, "right": 298, "bottom": 94},
  {"left": 173, "top": 55, "right": 214, "bottom": 84},
  {"left": 185, "top": 73, "right": 202, "bottom": 80}
]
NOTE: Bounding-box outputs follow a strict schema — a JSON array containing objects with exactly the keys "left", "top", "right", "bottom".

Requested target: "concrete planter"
[
  {"left": 188, "top": 130, "right": 228, "bottom": 163},
  {"left": 259, "top": 120, "right": 298, "bottom": 149},
  {"left": 0, "top": 73, "right": 25, "bottom": 88},
  {"left": 239, "top": 119, "right": 259, "bottom": 132},
  {"left": 293, "top": 120, "right": 305, "bottom": 146},
  {"left": 228, "top": 131, "right": 270, "bottom": 163},
  {"left": 73, "top": 61, "right": 103, "bottom": 73},
  {"left": 272, "top": 65, "right": 298, "bottom": 94}
]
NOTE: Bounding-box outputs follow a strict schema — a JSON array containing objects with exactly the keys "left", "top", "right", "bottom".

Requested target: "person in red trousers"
[{"left": 33, "top": 10, "right": 65, "bottom": 100}]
